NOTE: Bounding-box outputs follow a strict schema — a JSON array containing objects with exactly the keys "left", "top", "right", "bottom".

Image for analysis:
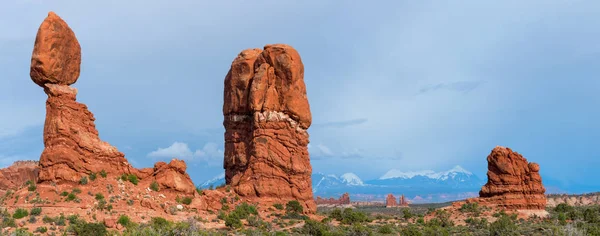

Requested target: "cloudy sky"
[{"left": 1, "top": 1, "right": 599, "bottom": 191}]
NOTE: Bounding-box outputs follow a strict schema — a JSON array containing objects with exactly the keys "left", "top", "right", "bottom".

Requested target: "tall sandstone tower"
[{"left": 223, "top": 44, "right": 316, "bottom": 213}]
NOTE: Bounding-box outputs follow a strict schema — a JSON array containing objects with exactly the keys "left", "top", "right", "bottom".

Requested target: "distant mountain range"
[{"left": 199, "top": 165, "right": 484, "bottom": 203}]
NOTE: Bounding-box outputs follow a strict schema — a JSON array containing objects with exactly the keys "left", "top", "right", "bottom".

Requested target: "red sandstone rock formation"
[
  {"left": 315, "top": 193, "right": 350, "bottom": 205},
  {"left": 471, "top": 146, "right": 546, "bottom": 210},
  {"left": 223, "top": 44, "right": 315, "bottom": 213},
  {"left": 30, "top": 12, "right": 195, "bottom": 194},
  {"left": 0, "top": 161, "right": 39, "bottom": 192},
  {"left": 386, "top": 194, "right": 398, "bottom": 207},
  {"left": 386, "top": 194, "right": 409, "bottom": 207}
]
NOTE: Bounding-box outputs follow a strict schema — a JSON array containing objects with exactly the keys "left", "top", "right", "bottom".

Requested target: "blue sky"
[{"left": 1, "top": 1, "right": 599, "bottom": 192}]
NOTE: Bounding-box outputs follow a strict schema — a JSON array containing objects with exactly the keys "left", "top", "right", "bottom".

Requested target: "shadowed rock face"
[
  {"left": 223, "top": 44, "right": 316, "bottom": 213},
  {"left": 0, "top": 161, "right": 39, "bottom": 192},
  {"left": 477, "top": 146, "right": 546, "bottom": 210},
  {"left": 30, "top": 12, "right": 196, "bottom": 194}
]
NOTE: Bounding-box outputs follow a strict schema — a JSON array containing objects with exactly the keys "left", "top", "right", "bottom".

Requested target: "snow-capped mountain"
[
  {"left": 340, "top": 173, "right": 364, "bottom": 186},
  {"left": 198, "top": 166, "right": 484, "bottom": 203},
  {"left": 199, "top": 173, "right": 225, "bottom": 188}
]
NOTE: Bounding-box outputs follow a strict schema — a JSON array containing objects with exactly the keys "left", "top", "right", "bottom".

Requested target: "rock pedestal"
[{"left": 223, "top": 44, "right": 316, "bottom": 213}]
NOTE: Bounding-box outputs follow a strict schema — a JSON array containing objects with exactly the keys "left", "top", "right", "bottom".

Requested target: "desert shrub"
[
  {"left": 42, "top": 215, "right": 54, "bottom": 223},
  {"left": 426, "top": 210, "right": 454, "bottom": 228},
  {"left": 89, "top": 172, "right": 97, "bottom": 181},
  {"left": 403, "top": 208, "right": 414, "bottom": 219},
  {"left": 99, "top": 170, "right": 107, "bottom": 178},
  {"left": 127, "top": 199, "right": 134, "bottom": 206},
  {"left": 97, "top": 199, "right": 107, "bottom": 210},
  {"left": 70, "top": 221, "right": 107, "bottom": 236},
  {"left": 13, "top": 208, "right": 28, "bottom": 219},
  {"left": 150, "top": 217, "right": 172, "bottom": 231},
  {"left": 80, "top": 176, "right": 88, "bottom": 185},
  {"left": 34, "top": 226, "right": 48, "bottom": 233},
  {"left": 95, "top": 193, "right": 104, "bottom": 200},
  {"left": 300, "top": 219, "right": 330, "bottom": 236},
  {"left": 181, "top": 196, "right": 192, "bottom": 205},
  {"left": 273, "top": 203, "right": 284, "bottom": 210},
  {"left": 56, "top": 215, "right": 66, "bottom": 226},
  {"left": 196, "top": 187, "right": 203, "bottom": 195},
  {"left": 233, "top": 202, "right": 258, "bottom": 219},
  {"left": 220, "top": 197, "right": 228, "bottom": 204},
  {"left": 72, "top": 188, "right": 82, "bottom": 194},
  {"left": 286, "top": 200, "right": 303, "bottom": 215},
  {"left": 30, "top": 207, "right": 42, "bottom": 216},
  {"left": 150, "top": 181, "right": 160, "bottom": 191},
  {"left": 27, "top": 182, "right": 36, "bottom": 192},
  {"left": 67, "top": 214, "right": 80, "bottom": 224},
  {"left": 378, "top": 224, "right": 394, "bottom": 234},
  {"left": 60, "top": 191, "right": 69, "bottom": 196},
  {"left": 66, "top": 193, "right": 77, "bottom": 201},
  {"left": 225, "top": 212, "right": 243, "bottom": 229},
  {"left": 127, "top": 174, "right": 139, "bottom": 185},
  {"left": 489, "top": 214, "right": 518, "bottom": 236},
  {"left": 1, "top": 216, "right": 16, "bottom": 228},
  {"left": 349, "top": 223, "right": 372, "bottom": 235},
  {"left": 28, "top": 215, "right": 37, "bottom": 223},
  {"left": 118, "top": 215, "right": 132, "bottom": 227}
]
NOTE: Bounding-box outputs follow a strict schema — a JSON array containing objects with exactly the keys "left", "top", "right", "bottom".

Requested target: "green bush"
[
  {"left": 99, "top": 170, "right": 107, "bottom": 178},
  {"left": 489, "top": 214, "right": 518, "bottom": 236},
  {"left": 60, "top": 191, "right": 69, "bottom": 196},
  {"left": 273, "top": 203, "right": 284, "bottom": 210},
  {"left": 225, "top": 212, "right": 243, "bottom": 229},
  {"left": 95, "top": 193, "right": 104, "bottom": 201},
  {"left": 80, "top": 176, "right": 88, "bottom": 185},
  {"left": 30, "top": 207, "right": 42, "bottom": 216},
  {"left": 233, "top": 202, "right": 258, "bottom": 219},
  {"left": 89, "top": 172, "right": 97, "bottom": 181},
  {"left": 150, "top": 217, "right": 172, "bottom": 231},
  {"left": 118, "top": 215, "right": 132, "bottom": 227},
  {"left": 378, "top": 224, "right": 394, "bottom": 234},
  {"left": 35, "top": 226, "right": 48, "bottom": 233},
  {"left": 150, "top": 181, "right": 160, "bottom": 191},
  {"left": 13, "top": 208, "right": 28, "bottom": 219},
  {"left": 181, "top": 196, "right": 192, "bottom": 205},
  {"left": 42, "top": 215, "right": 55, "bottom": 223},
  {"left": 71, "top": 221, "right": 107, "bottom": 236},
  {"left": 27, "top": 183, "right": 36, "bottom": 192},
  {"left": 66, "top": 193, "right": 77, "bottom": 201},
  {"left": 300, "top": 219, "right": 330, "bottom": 236},
  {"left": 286, "top": 200, "right": 303, "bottom": 214},
  {"left": 127, "top": 174, "right": 139, "bottom": 185},
  {"left": 196, "top": 187, "right": 203, "bottom": 195},
  {"left": 72, "top": 188, "right": 82, "bottom": 194}
]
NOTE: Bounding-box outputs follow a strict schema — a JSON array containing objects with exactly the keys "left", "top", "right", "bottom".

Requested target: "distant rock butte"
[
  {"left": 386, "top": 193, "right": 409, "bottom": 208},
  {"left": 223, "top": 44, "right": 316, "bottom": 213},
  {"left": 466, "top": 146, "right": 546, "bottom": 210},
  {"left": 316, "top": 193, "right": 350, "bottom": 205},
  {"left": 29, "top": 12, "right": 195, "bottom": 194}
]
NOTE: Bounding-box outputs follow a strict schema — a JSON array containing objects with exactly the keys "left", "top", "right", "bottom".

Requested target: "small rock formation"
[
  {"left": 473, "top": 146, "right": 546, "bottom": 210},
  {"left": 315, "top": 193, "right": 351, "bottom": 205},
  {"left": 386, "top": 194, "right": 398, "bottom": 207},
  {"left": 223, "top": 44, "right": 316, "bottom": 213},
  {"left": 30, "top": 12, "right": 195, "bottom": 193},
  {"left": 151, "top": 159, "right": 196, "bottom": 194},
  {"left": 0, "top": 161, "right": 39, "bottom": 192},
  {"left": 386, "top": 194, "right": 409, "bottom": 208}
]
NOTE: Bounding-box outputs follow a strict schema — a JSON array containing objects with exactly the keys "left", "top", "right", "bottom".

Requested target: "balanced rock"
[
  {"left": 30, "top": 12, "right": 81, "bottom": 87},
  {"left": 30, "top": 12, "right": 196, "bottom": 194},
  {"left": 223, "top": 44, "right": 315, "bottom": 213},
  {"left": 476, "top": 146, "right": 546, "bottom": 210}
]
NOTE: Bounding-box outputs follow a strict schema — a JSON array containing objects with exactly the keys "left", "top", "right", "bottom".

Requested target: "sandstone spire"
[{"left": 223, "top": 44, "right": 316, "bottom": 213}]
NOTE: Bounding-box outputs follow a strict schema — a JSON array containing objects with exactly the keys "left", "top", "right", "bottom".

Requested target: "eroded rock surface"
[
  {"left": 472, "top": 146, "right": 546, "bottom": 210},
  {"left": 0, "top": 161, "right": 39, "bottom": 192},
  {"left": 316, "top": 193, "right": 350, "bottom": 205},
  {"left": 30, "top": 12, "right": 195, "bottom": 193},
  {"left": 223, "top": 44, "right": 316, "bottom": 213}
]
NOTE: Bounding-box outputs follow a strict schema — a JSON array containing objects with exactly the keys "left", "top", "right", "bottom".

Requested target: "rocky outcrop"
[
  {"left": 472, "top": 146, "right": 546, "bottom": 210},
  {"left": 386, "top": 194, "right": 409, "bottom": 208},
  {"left": 151, "top": 159, "right": 196, "bottom": 194},
  {"left": 316, "top": 193, "right": 350, "bottom": 205},
  {"left": 223, "top": 44, "right": 315, "bottom": 213},
  {"left": 386, "top": 194, "right": 398, "bottom": 207},
  {"left": 0, "top": 161, "right": 39, "bottom": 191},
  {"left": 30, "top": 12, "right": 195, "bottom": 194}
]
